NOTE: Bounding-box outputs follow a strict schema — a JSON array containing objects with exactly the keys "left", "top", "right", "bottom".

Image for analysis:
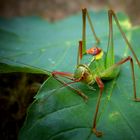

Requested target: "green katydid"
[{"left": 52, "top": 8, "right": 140, "bottom": 137}]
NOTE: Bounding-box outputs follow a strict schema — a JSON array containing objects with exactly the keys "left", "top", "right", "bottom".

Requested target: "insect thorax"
[{"left": 74, "top": 47, "right": 106, "bottom": 84}]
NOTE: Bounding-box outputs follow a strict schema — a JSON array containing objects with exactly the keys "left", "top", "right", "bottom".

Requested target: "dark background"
[{"left": 0, "top": 0, "right": 140, "bottom": 25}]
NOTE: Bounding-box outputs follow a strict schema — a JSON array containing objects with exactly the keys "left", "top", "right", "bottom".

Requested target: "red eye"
[{"left": 86, "top": 47, "right": 101, "bottom": 56}]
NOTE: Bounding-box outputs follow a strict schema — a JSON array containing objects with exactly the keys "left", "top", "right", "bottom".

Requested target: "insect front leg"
[
  {"left": 92, "top": 77, "right": 104, "bottom": 137},
  {"left": 52, "top": 71, "right": 88, "bottom": 101}
]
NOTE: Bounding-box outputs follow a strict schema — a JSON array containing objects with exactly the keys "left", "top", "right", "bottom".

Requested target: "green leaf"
[
  {"left": 0, "top": 11, "right": 131, "bottom": 73},
  {"left": 19, "top": 63, "right": 140, "bottom": 140},
  {"left": 1, "top": 10, "right": 140, "bottom": 140}
]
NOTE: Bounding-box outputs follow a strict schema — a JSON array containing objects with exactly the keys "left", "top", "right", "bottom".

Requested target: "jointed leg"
[
  {"left": 106, "top": 9, "right": 140, "bottom": 68},
  {"left": 106, "top": 10, "right": 115, "bottom": 68},
  {"left": 112, "top": 9, "right": 140, "bottom": 68},
  {"left": 92, "top": 57, "right": 140, "bottom": 137},
  {"left": 115, "top": 56, "right": 140, "bottom": 101},
  {"left": 82, "top": 8, "right": 100, "bottom": 55},
  {"left": 52, "top": 71, "right": 88, "bottom": 100},
  {"left": 102, "top": 56, "right": 140, "bottom": 101},
  {"left": 77, "top": 41, "right": 83, "bottom": 65},
  {"left": 92, "top": 77, "right": 104, "bottom": 137}
]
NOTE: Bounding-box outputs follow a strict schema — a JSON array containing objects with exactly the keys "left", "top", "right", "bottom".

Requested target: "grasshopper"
[{"left": 51, "top": 8, "right": 140, "bottom": 137}]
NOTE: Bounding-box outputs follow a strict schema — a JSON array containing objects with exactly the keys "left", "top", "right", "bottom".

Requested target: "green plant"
[{"left": 0, "top": 9, "right": 140, "bottom": 140}]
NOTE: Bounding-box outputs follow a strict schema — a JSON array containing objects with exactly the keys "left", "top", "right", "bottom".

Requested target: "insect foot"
[{"left": 92, "top": 128, "right": 103, "bottom": 137}]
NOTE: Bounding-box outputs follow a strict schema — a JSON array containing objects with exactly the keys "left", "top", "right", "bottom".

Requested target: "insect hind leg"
[{"left": 101, "top": 56, "right": 140, "bottom": 101}]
